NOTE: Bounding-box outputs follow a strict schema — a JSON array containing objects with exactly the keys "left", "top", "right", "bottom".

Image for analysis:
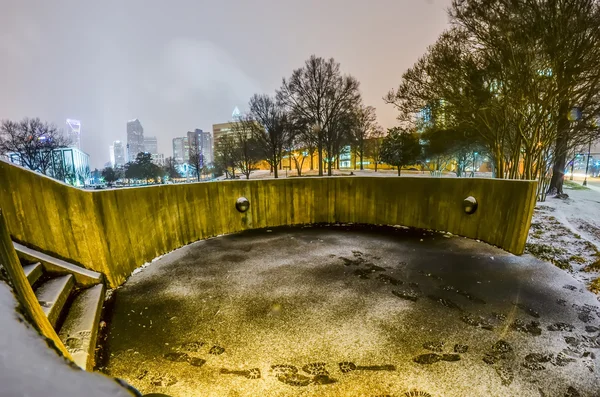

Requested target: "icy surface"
[
  {"left": 526, "top": 186, "right": 600, "bottom": 294},
  {"left": 0, "top": 279, "right": 134, "bottom": 397}
]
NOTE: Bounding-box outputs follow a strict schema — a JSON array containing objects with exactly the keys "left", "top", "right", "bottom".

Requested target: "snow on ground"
[{"left": 526, "top": 181, "right": 600, "bottom": 296}]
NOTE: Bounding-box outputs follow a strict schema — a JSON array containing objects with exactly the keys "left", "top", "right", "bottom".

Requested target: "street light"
[{"left": 584, "top": 139, "right": 592, "bottom": 186}]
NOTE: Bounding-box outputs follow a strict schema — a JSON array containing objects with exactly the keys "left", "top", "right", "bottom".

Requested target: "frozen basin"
[{"left": 102, "top": 225, "right": 600, "bottom": 397}]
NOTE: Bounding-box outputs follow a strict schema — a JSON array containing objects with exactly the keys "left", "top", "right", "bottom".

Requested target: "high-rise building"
[
  {"left": 172, "top": 137, "right": 190, "bottom": 164},
  {"left": 200, "top": 130, "right": 213, "bottom": 165},
  {"left": 112, "top": 141, "right": 126, "bottom": 167},
  {"left": 126, "top": 119, "right": 144, "bottom": 162},
  {"left": 66, "top": 119, "right": 81, "bottom": 149},
  {"left": 213, "top": 121, "right": 252, "bottom": 152},
  {"left": 144, "top": 136, "right": 158, "bottom": 155},
  {"left": 187, "top": 129, "right": 213, "bottom": 166},
  {"left": 187, "top": 129, "right": 200, "bottom": 158}
]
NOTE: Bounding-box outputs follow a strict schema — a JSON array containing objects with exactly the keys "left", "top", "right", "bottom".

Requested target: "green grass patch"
[
  {"left": 569, "top": 255, "right": 587, "bottom": 264},
  {"left": 564, "top": 180, "right": 590, "bottom": 190},
  {"left": 584, "top": 254, "right": 600, "bottom": 272},
  {"left": 589, "top": 277, "right": 600, "bottom": 295},
  {"left": 526, "top": 243, "right": 572, "bottom": 270}
]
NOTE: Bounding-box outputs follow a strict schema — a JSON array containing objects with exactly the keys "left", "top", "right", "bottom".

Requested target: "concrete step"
[
  {"left": 22, "top": 262, "right": 43, "bottom": 286},
  {"left": 13, "top": 242, "right": 102, "bottom": 287},
  {"left": 58, "top": 284, "right": 105, "bottom": 371},
  {"left": 35, "top": 275, "right": 74, "bottom": 328}
]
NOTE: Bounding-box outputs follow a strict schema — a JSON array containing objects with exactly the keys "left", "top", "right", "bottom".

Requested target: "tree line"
[
  {"left": 214, "top": 56, "right": 393, "bottom": 178},
  {"left": 385, "top": 0, "right": 600, "bottom": 199},
  {"left": 211, "top": 54, "right": 506, "bottom": 180},
  {"left": 101, "top": 153, "right": 187, "bottom": 186}
]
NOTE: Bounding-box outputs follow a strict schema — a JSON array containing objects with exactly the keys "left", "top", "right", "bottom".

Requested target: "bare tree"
[
  {"left": 324, "top": 108, "right": 356, "bottom": 175},
  {"left": 230, "top": 119, "right": 261, "bottom": 179},
  {"left": 214, "top": 136, "right": 237, "bottom": 179},
  {"left": 188, "top": 145, "right": 204, "bottom": 181},
  {"left": 287, "top": 133, "right": 310, "bottom": 176},
  {"left": 0, "top": 118, "right": 71, "bottom": 175},
  {"left": 247, "top": 95, "right": 291, "bottom": 178},
  {"left": 351, "top": 105, "right": 377, "bottom": 170},
  {"left": 277, "top": 55, "right": 362, "bottom": 176}
]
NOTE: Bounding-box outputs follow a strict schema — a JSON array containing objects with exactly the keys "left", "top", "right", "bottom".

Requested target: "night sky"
[{"left": 1, "top": 0, "right": 451, "bottom": 168}]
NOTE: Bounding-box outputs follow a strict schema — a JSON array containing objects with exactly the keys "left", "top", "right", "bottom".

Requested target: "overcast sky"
[{"left": 1, "top": 0, "right": 451, "bottom": 168}]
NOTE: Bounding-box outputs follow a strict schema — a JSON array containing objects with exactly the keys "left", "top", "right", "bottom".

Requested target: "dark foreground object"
[{"left": 103, "top": 226, "right": 600, "bottom": 397}]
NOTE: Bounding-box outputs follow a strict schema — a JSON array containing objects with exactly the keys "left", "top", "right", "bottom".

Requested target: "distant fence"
[{"left": 0, "top": 160, "right": 537, "bottom": 287}]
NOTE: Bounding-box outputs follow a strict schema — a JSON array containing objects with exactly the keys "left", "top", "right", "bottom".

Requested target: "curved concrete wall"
[{"left": 0, "top": 160, "right": 537, "bottom": 287}]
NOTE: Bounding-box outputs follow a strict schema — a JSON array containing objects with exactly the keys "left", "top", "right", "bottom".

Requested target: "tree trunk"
[
  {"left": 493, "top": 145, "right": 504, "bottom": 179},
  {"left": 310, "top": 150, "right": 314, "bottom": 170},
  {"left": 548, "top": 101, "right": 570, "bottom": 194},
  {"left": 318, "top": 137, "right": 323, "bottom": 176},
  {"left": 548, "top": 135, "right": 567, "bottom": 194},
  {"left": 397, "top": 166, "right": 401, "bottom": 176},
  {"left": 374, "top": 161, "right": 378, "bottom": 172},
  {"left": 360, "top": 149, "right": 364, "bottom": 170}
]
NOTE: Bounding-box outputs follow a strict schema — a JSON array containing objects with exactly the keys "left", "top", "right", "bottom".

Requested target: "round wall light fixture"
[
  {"left": 463, "top": 196, "right": 478, "bottom": 214},
  {"left": 236, "top": 197, "right": 250, "bottom": 213}
]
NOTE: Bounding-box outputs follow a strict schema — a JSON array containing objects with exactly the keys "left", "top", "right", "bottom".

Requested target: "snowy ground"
[{"left": 526, "top": 181, "right": 600, "bottom": 296}]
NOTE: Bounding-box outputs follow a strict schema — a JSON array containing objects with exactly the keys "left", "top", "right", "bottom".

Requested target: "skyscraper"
[
  {"left": 187, "top": 129, "right": 213, "bottom": 166},
  {"left": 187, "top": 129, "right": 200, "bottom": 159},
  {"left": 144, "top": 136, "right": 158, "bottom": 155},
  {"left": 126, "top": 119, "right": 144, "bottom": 162},
  {"left": 172, "top": 137, "right": 189, "bottom": 164},
  {"left": 112, "top": 141, "right": 126, "bottom": 167},
  {"left": 66, "top": 119, "right": 81, "bottom": 149},
  {"left": 200, "top": 130, "right": 213, "bottom": 165}
]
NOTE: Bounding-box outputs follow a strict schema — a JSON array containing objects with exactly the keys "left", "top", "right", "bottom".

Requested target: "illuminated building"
[
  {"left": 66, "top": 119, "right": 81, "bottom": 149},
  {"left": 126, "top": 119, "right": 145, "bottom": 162}
]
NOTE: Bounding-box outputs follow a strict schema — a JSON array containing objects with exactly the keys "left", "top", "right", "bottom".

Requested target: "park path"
[{"left": 526, "top": 183, "right": 600, "bottom": 296}]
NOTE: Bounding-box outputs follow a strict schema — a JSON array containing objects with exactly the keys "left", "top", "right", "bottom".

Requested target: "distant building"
[
  {"left": 212, "top": 122, "right": 234, "bottom": 150},
  {"left": 126, "top": 119, "right": 145, "bottom": 162},
  {"left": 187, "top": 130, "right": 200, "bottom": 158},
  {"left": 66, "top": 119, "right": 81, "bottom": 150},
  {"left": 212, "top": 107, "right": 248, "bottom": 152},
  {"left": 199, "top": 130, "right": 213, "bottom": 165},
  {"left": 6, "top": 147, "right": 90, "bottom": 187},
  {"left": 172, "top": 137, "right": 189, "bottom": 164},
  {"left": 144, "top": 136, "right": 158, "bottom": 155},
  {"left": 111, "top": 141, "right": 126, "bottom": 167},
  {"left": 187, "top": 129, "right": 213, "bottom": 166},
  {"left": 213, "top": 121, "right": 253, "bottom": 152},
  {"left": 151, "top": 153, "right": 165, "bottom": 166}
]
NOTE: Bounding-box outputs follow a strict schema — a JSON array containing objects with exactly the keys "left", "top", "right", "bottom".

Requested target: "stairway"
[{"left": 14, "top": 242, "right": 105, "bottom": 371}]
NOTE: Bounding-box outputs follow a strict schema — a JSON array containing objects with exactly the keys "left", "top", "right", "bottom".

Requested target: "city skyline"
[{"left": 0, "top": 0, "right": 451, "bottom": 168}]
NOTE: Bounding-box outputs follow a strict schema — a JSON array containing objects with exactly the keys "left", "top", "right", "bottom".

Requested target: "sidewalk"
[{"left": 526, "top": 182, "right": 600, "bottom": 297}]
